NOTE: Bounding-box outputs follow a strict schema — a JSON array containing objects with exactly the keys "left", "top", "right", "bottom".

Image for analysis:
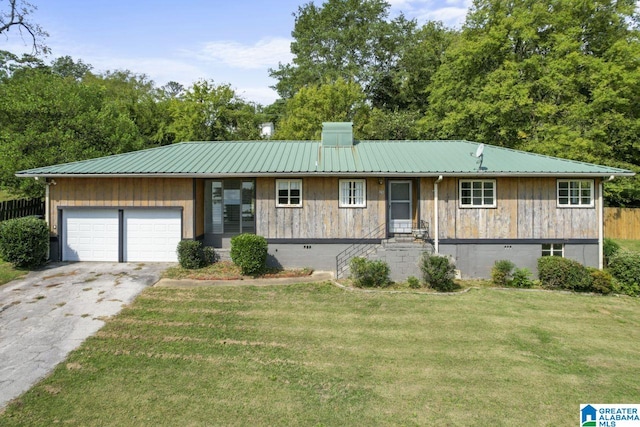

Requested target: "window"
[
  {"left": 339, "top": 179, "right": 366, "bottom": 207},
  {"left": 557, "top": 180, "right": 593, "bottom": 207},
  {"left": 276, "top": 179, "right": 302, "bottom": 207},
  {"left": 459, "top": 180, "right": 496, "bottom": 207},
  {"left": 542, "top": 244, "right": 564, "bottom": 257},
  {"left": 205, "top": 179, "right": 255, "bottom": 235}
]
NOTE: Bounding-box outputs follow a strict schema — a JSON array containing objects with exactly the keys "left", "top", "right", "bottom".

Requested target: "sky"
[{"left": 2, "top": 0, "right": 472, "bottom": 105}]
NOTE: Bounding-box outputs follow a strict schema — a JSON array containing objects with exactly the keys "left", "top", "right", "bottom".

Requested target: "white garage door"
[
  {"left": 124, "top": 210, "right": 181, "bottom": 262},
  {"left": 63, "top": 209, "right": 119, "bottom": 261}
]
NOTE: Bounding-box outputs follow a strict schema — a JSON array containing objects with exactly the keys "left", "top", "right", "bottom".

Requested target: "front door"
[{"left": 389, "top": 181, "right": 412, "bottom": 234}]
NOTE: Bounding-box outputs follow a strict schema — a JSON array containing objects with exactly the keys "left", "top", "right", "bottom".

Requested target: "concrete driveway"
[{"left": 0, "top": 262, "right": 168, "bottom": 410}]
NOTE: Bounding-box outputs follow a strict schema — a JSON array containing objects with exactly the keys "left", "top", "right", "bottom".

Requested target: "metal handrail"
[{"left": 335, "top": 223, "right": 386, "bottom": 279}]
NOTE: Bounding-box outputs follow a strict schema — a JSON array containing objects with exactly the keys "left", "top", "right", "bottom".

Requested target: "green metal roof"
[{"left": 16, "top": 140, "right": 634, "bottom": 177}]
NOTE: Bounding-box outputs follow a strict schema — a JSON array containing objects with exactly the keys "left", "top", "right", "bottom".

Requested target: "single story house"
[{"left": 17, "top": 122, "right": 634, "bottom": 280}]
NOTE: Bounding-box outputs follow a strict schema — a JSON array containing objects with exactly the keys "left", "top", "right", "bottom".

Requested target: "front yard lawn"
[
  {"left": 2, "top": 283, "right": 639, "bottom": 426},
  {"left": 0, "top": 261, "right": 26, "bottom": 286}
]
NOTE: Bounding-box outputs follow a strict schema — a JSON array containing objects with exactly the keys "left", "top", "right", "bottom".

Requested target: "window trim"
[
  {"left": 275, "top": 179, "right": 303, "bottom": 208},
  {"left": 557, "top": 179, "right": 594, "bottom": 208},
  {"left": 339, "top": 179, "right": 367, "bottom": 208},
  {"left": 541, "top": 243, "right": 564, "bottom": 257},
  {"left": 458, "top": 179, "right": 496, "bottom": 208}
]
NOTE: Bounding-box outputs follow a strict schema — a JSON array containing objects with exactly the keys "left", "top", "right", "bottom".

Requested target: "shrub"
[
  {"left": 407, "top": 275, "right": 421, "bottom": 289},
  {"left": 230, "top": 233, "right": 268, "bottom": 276},
  {"left": 349, "top": 257, "right": 390, "bottom": 288},
  {"left": 537, "top": 256, "right": 591, "bottom": 291},
  {"left": 587, "top": 268, "right": 614, "bottom": 294},
  {"left": 608, "top": 250, "right": 640, "bottom": 296},
  {"left": 510, "top": 267, "right": 534, "bottom": 288},
  {"left": 176, "top": 240, "right": 209, "bottom": 269},
  {"left": 203, "top": 246, "right": 217, "bottom": 264},
  {"left": 491, "top": 260, "right": 515, "bottom": 287},
  {"left": 421, "top": 254, "right": 456, "bottom": 292},
  {"left": 603, "top": 238, "right": 620, "bottom": 266},
  {"left": 0, "top": 216, "right": 49, "bottom": 268}
]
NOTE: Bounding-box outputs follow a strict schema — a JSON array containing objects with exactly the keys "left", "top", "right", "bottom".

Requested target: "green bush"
[
  {"left": 230, "top": 233, "right": 268, "bottom": 276},
  {"left": 537, "top": 256, "right": 592, "bottom": 291},
  {"left": 510, "top": 267, "right": 534, "bottom": 288},
  {"left": 587, "top": 268, "right": 614, "bottom": 294},
  {"left": 176, "top": 240, "right": 211, "bottom": 269},
  {"left": 349, "top": 257, "right": 391, "bottom": 288},
  {"left": 0, "top": 216, "right": 49, "bottom": 268},
  {"left": 421, "top": 254, "right": 456, "bottom": 292},
  {"left": 603, "top": 238, "right": 621, "bottom": 266},
  {"left": 608, "top": 250, "right": 640, "bottom": 296},
  {"left": 491, "top": 260, "right": 515, "bottom": 287},
  {"left": 407, "top": 275, "right": 421, "bottom": 289}
]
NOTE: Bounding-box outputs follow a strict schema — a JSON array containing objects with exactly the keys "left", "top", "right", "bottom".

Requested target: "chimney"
[{"left": 321, "top": 122, "right": 353, "bottom": 147}]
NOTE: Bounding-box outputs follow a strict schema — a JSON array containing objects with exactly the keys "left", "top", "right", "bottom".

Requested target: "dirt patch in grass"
[{"left": 163, "top": 261, "right": 312, "bottom": 281}]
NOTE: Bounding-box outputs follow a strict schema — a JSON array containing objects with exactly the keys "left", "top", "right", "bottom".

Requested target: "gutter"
[{"left": 15, "top": 171, "right": 636, "bottom": 179}]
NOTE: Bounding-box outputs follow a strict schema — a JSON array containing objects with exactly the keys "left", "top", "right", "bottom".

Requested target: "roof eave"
[{"left": 15, "top": 171, "right": 636, "bottom": 178}]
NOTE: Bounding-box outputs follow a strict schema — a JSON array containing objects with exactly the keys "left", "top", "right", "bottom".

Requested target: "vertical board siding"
[
  {"left": 437, "top": 177, "right": 598, "bottom": 239},
  {"left": 50, "top": 178, "right": 194, "bottom": 239},
  {"left": 256, "top": 177, "right": 386, "bottom": 239},
  {"left": 605, "top": 208, "right": 640, "bottom": 240}
]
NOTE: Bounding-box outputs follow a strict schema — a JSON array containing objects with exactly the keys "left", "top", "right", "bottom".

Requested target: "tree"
[
  {"left": 0, "top": 0, "right": 48, "bottom": 54},
  {"left": 168, "top": 80, "right": 261, "bottom": 142},
  {"left": 269, "top": 0, "right": 416, "bottom": 105},
  {"left": 274, "top": 78, "right": 368, "bottom": 140}
]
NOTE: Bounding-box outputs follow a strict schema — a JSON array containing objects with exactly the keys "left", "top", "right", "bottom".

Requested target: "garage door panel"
[
  {"left": 63, "top": 210, "right": 119, "bottom": 262},
  {"left": 124, "top": 210, "right": 181, "bottom": 262}
]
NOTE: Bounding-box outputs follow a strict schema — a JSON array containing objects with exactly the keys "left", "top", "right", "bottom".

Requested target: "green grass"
[
  {"left": 613, "top": 239, "right": 640, "bottom": 253},
  {"left": 0, "top": 261, "right": 27, "bottom": 286},
  {"left": 2, "top": 284, "right": 639, "bottom": 426}
]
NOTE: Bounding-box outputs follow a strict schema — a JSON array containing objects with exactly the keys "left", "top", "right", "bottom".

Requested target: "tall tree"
[
  {"left": 269, "top": 0, "right": 416, "bottom": 106},
  {"left": 274, "top": 78, "right": 368, "bottom": 140},
  {"left": 168, "top": 80, "right": 261, "bottom": 142},
  {"left": 422, "top": 0, "right": 640, "bottom": 205}
]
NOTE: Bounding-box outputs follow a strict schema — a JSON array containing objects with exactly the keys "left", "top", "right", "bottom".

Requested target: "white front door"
[
  {"left": 389, "top": 181, "right": 412, "bottom": 234},
  {"left": 124, "top": 209, "right": 182, "bottom": 262},
  {"left": 63, "top": 209, "right": 119, "bottom": 261}
]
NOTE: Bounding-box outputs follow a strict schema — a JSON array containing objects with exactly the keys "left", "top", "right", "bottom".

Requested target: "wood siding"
[
  {"left": 428, "top": 177, "right": 599, "bottom": 240},
  {"left": 49, "top": 177, "right": 195, "bottom": 239},
  {"left": 256, "top": 177, "right": 386, "bottom": 239}
]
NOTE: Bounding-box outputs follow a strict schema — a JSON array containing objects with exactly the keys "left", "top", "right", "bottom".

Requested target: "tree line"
[{"left": 1, "top": 0, "right": 638, "bottom": 205}]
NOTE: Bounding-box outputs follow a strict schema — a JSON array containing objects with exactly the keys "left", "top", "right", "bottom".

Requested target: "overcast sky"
[{"left": 3, "top": 0, "right": 472, "bottom": 105}]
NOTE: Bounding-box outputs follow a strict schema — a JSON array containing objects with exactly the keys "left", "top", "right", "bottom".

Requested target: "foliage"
[
  {"left": 510, "top": 268, "right": 534, "bottom": 288},
  {"left": 176, "top": 240, "right": 211, "bottom": 270},
  {"left": 491, "top": 259, "right": 515, "bottom": 287},
  {"left": 537, "top": 257, "right": 592, "bottom": 291},
  {"left": 0, "top": 216, "right": 48, "bottom": 268},
  {"left": 587, "top": 268, "right": 614, "bottom": 295},
  {"left": 349, "top": 256, "right": 391, "bottom": 288},
  {"left": 168, "top": 79, "right": 261, "bottom": 142},
  {"left": 230, "top": 233, "right": 268, "bottom": 276},
  {"left": 421, "top": 254, "right": 457, "bottom": 292},
  {"left": 273, "top": 78, "right": 368, "bottom": 140},
  {"left": 608, "top": 250, "right": 640, "bottom": 296},
  {"left": 407, "top": 275, "right": 421, "bottom": 289},
  {"left": 603, "top": 238, "right": 621, "bottom": 266}
]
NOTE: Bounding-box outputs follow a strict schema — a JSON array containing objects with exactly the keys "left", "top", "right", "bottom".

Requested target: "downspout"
[
  {"left": 434, "top": 175, "right": 443, "bottom": 253},
  {"left": 599, "top": 176, "right": 614, "bottom": 269},
  {"left": 44, "top": 178, "right": 50, "bottom": 226}
]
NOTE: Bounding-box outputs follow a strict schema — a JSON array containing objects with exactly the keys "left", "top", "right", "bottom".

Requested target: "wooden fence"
[
  {"left": 604, "top": 207, "right": 640, "bottom": 240},
  {"left": 0, "top": 198, "right": 45, "bottom": 222}
]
